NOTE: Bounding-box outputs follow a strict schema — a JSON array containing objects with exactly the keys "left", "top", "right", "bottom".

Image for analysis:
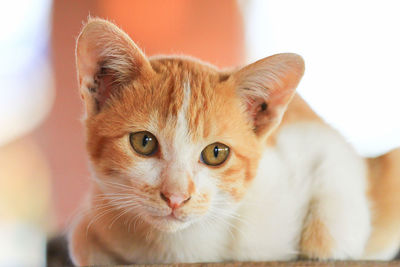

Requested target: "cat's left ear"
[
  {"left": 233, "top": 53, "right": 305, "bottom": 139},
  {"left": 76, "top": 18, "right": 154, "bottom": 117}
]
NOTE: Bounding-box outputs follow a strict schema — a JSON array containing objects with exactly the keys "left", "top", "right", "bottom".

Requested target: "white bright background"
[
  {"left": 244, "top": 0, "right": 400, "bottom": 157},
  {"left": 0, "top": 1, "right": 52, "bottom": 266},
  {"left": 0, "top": 0, "right": 53, "bottom": 147}
]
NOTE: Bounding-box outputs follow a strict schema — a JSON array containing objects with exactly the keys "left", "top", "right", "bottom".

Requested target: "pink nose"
[{"left": 160, "top": 192, "right": 191, "bottom": 209}]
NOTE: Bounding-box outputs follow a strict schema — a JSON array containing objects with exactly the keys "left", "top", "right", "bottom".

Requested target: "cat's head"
[{"left": 75, "top": 18, "right": 304, "bottom": 232}]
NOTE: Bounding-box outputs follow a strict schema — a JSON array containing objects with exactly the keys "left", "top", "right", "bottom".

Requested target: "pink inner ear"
[
  {"left": 246, "top": 98, "right": 258, "bottom": 119},
  {"left": 95, "top": 72, "right": 114, "bottom": 109},
  {"left": 245, "top": 97, "right": 267, "bottom": 121}
]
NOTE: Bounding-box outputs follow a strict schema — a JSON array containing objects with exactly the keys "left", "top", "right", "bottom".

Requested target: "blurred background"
[{"left": 0, "top": 0, "right": 399, "bottom": 265}]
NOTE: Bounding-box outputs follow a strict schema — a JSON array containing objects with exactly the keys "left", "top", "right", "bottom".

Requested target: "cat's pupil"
[
  {"left": 142, "top": 135, "right": 149, "bottom": 147},
  {"left": 214, "top": 146, "right": 219, "bottom": 158}
]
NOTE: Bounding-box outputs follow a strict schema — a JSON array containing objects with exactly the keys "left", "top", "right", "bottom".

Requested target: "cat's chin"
[{"left": 145, "top": 214, "right": 193, "bottom": 233}]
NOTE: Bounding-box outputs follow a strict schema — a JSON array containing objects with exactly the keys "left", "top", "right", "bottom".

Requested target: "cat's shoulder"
[
  {"left": 281, "top": 94, "right": 321, "bottom": 125},
  {"left": 266, "top": 94, "right": 324, "bottom": 146}
]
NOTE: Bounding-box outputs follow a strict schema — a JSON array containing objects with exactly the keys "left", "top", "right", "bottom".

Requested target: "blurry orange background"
[{"left": 35, "top": 0, "right": 245, "bottom": 228}]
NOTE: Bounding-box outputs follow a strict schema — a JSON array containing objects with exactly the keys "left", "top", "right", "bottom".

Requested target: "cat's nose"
[{"left": 160, "top": 192, "right": 191, "bottom": 209}]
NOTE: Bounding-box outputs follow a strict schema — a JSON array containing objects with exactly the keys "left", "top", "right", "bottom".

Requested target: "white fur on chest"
[{"left": 124, "top": 218, "right": 231, "bottom": 263}]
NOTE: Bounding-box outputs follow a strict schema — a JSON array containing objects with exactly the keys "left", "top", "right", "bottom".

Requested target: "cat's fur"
[{"left": 68, "top": 18, "right": 400, "bottom": 265}]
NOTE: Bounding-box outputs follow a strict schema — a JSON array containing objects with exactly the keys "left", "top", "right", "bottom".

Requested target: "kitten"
[{"left": 68, "top": 18, "right": 400, "bottom": 265}]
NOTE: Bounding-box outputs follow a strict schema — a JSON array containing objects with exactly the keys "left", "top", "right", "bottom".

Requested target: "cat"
[{"left": 68, "top": 18, "right": 400, "bottom": 265}]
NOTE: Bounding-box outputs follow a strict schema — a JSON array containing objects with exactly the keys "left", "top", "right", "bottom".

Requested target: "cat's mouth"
[
  {"left": 146, "top": 212, "right": 193, "bottom": 232},
  {"left": 152, "top": 211, "right": 187, "bottom": 224},
  {"left": 162, "top": 213, "right": 183, "bottom": 221}
]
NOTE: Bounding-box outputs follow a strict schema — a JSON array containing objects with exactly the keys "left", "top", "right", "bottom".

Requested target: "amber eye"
[
  {"left": 201, "top": 142, "right": 230, "bottom": 166},
  {"left": 129, "top": 131, "right": 158, "bottom": 156}
]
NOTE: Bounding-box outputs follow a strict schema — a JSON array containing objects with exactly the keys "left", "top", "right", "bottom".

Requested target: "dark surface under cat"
[
  {"left": 47, "top": 235, "right": 73, "bottom": 267},
  {"left": 46, "top": 235, "right": 400, "bottom": 267}
]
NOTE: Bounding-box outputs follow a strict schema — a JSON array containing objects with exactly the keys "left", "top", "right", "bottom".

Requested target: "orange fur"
[
  {"left": 365, "top": 149, "right": 400, "bottom": 256},
  {"left": 300, "top": 209, "right": 334, "bottom": 259}
]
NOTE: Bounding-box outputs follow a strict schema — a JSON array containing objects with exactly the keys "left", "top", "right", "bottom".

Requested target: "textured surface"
[
  {"left": 46, "top": 236, "right": 400, "bottom": 267},
  {"left": 145, "top": 263, "right": 400, "bottom": 267}
]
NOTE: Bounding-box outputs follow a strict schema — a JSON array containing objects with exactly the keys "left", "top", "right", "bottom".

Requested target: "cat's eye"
[
  {"left": 129, "top": 131, "right": 158, "bottom": 156},
  {"left": 201, "top": 143, "right": 230, "bottom": 166}
]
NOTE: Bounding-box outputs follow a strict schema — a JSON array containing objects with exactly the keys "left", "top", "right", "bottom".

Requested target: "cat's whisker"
[
  {"left": 95, "top": 188, "right": 151, "bottom": 202},
  {"left": 206, "top": 213, "right": 236, "bottom": 239},
  {"left": 93, "top": 196, "right": 134, "bottom": 204},
  {"left": 86, "top": 207, "right": 117, "bottom": 237},
  {"left": 94, "top": 196, "right": 139, "bottom": 204},
  {"left": 108, "top": 205, "right": 137, "bottom": 229},
  {"left": 132, "top": 211, "right": 146, "bottom": 233},
  {"left": 127, "top": 210, "right": 143, "bottom": 233},
  {"left": 217, "top": 208, "right": 253, "bottom": 227},
  {"left": 92, "top": 200, "right": 143, "bottom": 217},
  {"left": 93, "top": 198, "right": 135, "bottom": 208},
  {"left": 206, "top": 204, "right": 253, "bottom": 234},
  {"left": 97, "top": 180, "right": 136, "bottom": 191},
  {"left": 94, "top": 178, "right": 146, "bottom": 191},
  {"left": 96, "top": 192, "right": 136, "bottom": 197}
]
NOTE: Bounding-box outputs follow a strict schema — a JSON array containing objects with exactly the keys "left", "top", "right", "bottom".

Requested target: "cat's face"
[
  {"left": 76, "top": 19, "right": 304, "bottom": 232},
  {"left": 86, "top": 59, "right": 262, "bottom": 232}
]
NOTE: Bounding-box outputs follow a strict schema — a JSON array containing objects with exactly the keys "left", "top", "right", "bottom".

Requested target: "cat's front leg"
[
  {"left": 299, "top": 164, "right": 371, "bottom": 259},
  {"left": 68, "top": 215, "right": 120, "bottom": 266}
]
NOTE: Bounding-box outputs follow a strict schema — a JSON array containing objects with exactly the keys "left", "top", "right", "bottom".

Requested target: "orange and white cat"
[{"left": 68, "top": 18, "right": 400, "bottom": 265}]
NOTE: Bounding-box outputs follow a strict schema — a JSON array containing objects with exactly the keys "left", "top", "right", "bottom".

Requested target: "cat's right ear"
[
  {"left": 76, "top": 18, "right": 153, "bottom": 116},
  {"left": 233, "top": 53, "right": 305, "bottom": 140}
]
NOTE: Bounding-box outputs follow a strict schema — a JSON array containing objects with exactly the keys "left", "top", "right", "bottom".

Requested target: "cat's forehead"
[
  {"left": 149, "top": 56, "right": 223, "bottom": 79},
  {"left": 140, "top": 58, "right": 241, "bottom": 141},
  {"left": 149, "top": 57, "right": 222, "bottom": 104}
]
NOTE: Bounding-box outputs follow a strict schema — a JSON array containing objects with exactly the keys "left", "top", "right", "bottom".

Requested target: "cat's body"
[{"left": 68, "top": 19, "right": 400, "bottom": 265}]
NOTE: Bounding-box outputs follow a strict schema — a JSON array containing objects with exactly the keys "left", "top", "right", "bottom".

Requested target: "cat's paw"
[{"left": 299, "top": 215, "right": 335, "bottom": 260}]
